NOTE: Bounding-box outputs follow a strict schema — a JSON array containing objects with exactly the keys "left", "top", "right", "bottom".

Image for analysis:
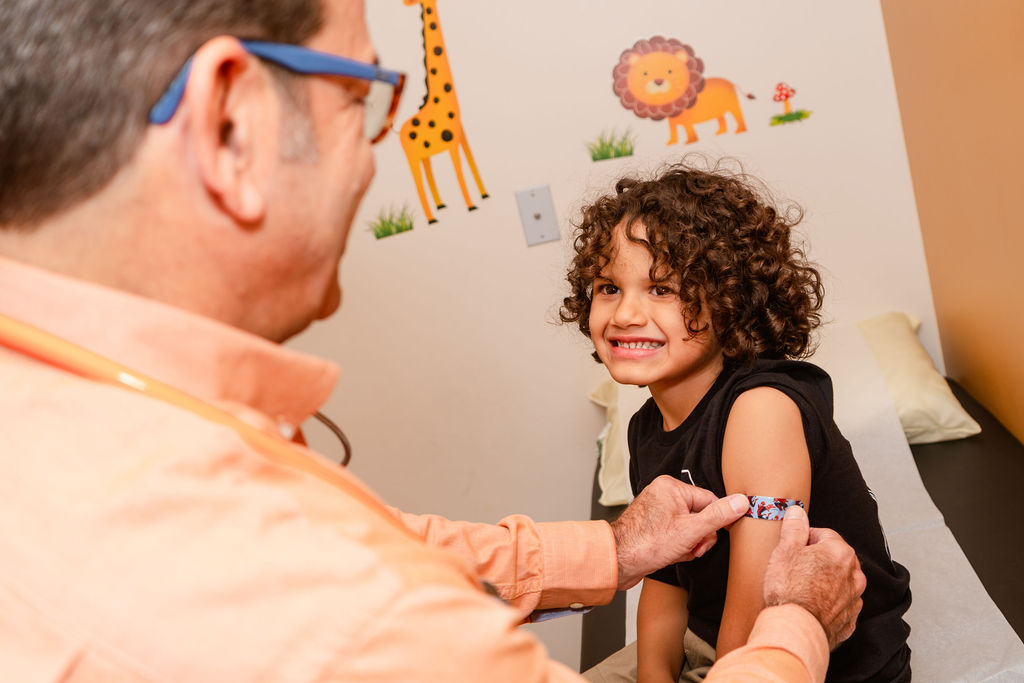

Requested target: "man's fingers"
[
  {"left": 853, "top": 565, "right": 867, "bottom": 595},
  {"left": 806, "top": 525, "right": 843, "bottom": 546},
  {"left": 688, "top": 494, "right": 748, "bottom": 538},
  {"left": 776, "top": 505, "right": 810, "bottom": 553},
  {"left": 654, "top": 475, "right": 718, "bottom": 513},
  {"left": 694, "top": 531, "right": 718, "bottom": 557},
  {"left": 672, "top": 495, "right": 745, "bottom": 558}
]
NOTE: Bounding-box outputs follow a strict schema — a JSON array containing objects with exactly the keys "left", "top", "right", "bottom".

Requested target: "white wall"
[{"left": 289, "top": 0, "right": 938, "bottom": 670}]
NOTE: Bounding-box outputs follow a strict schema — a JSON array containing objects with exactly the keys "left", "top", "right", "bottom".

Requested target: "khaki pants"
[{"left": 582, "top": 629, "right": 716, "bottom": 683}]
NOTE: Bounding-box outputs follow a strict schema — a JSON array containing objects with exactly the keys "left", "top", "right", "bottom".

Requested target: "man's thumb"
[
  {"left": 777, "top": 505, "right": 810, "bottom": 555},
  {"left": 692, "top": 494, "right": 748, "bottom": 535}
]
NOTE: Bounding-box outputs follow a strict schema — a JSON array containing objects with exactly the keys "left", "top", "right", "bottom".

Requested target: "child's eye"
[
  {"left": 596, "top": 283, "right": 619, "bottom": 295},
  {"left": 652, "top": 285, "right": 676, "bottom": 296}
]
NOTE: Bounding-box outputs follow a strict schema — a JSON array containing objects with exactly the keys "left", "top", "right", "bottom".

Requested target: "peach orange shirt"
[{"left": 0, "top": 257, "right": 826, "bottom": 681}]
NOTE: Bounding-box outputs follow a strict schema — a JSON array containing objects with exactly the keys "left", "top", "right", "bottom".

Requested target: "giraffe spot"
[
  {"left": 444, "top": 83, "right": 452, "bottom": 93},
  {"left": 412, "top": 118, "right": 420, "bottom": 127},
  {"left": 448, "top": 111, "right": 455, "bottom": 119},
  {"left": 433, "top": 97, "right": 439, "bottom": 104},
  {"left": 429, "top": 22, "right": 437, "bottom": 30},
  {"left": 428, "top": 120, "right": 436, "bottom": 127},
  {"left": 409, "top": 131, "right": 417, "bottom": 140},
  {"left": 441, "top": 130, "right": 454, "bottom": 142},
  {"left": 426, "top": 6, "right": 433, "bottom": 13},
  {"left": 424, "top": 141, "right": 431, "bottom": 148},
  {"left": 430, "top": 68, "right": 437, "bottom": 75},
  {"left": 433, "top": 46, "right": 443, "bottom": 56}
]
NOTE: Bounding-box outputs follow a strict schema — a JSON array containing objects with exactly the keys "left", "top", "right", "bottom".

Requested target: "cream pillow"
[
  {"left": 588, "top": 379, "right": 651, "bottom": 506},
  {"left": 858, "top": 312, "right": 980, "bottom": 444}
]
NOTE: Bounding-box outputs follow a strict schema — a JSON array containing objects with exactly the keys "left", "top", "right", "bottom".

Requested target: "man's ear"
[{"left": 180, "top": 36, "right": 272, "bottom": 225}]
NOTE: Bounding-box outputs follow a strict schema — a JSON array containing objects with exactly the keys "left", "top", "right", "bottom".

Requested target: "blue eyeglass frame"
[{"left": 149, "top": 39, "right": 406, "bottom": 142}]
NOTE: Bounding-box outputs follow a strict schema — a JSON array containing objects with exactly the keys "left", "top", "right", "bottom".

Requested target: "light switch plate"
[{"left": 515, "top": 185, "right": 560, "bottom": 247}]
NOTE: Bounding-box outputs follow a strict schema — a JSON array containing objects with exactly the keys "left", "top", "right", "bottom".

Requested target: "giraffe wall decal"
[{"left": 400, "top": 0, "right": 488, "bottom": 224}]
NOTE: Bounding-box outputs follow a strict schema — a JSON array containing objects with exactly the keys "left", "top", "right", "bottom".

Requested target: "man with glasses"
[{"left": 0, "top": 1, "right": 863, "bottom": 680}]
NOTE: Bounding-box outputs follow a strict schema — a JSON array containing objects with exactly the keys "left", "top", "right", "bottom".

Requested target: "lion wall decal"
[{"left": 613, "top": 36, "right": 753, "bottom": 145}]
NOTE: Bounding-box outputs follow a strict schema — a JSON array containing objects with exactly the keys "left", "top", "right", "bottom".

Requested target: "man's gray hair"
[{"left": 0, "top": 0, "right": 324, "bottom": 226}]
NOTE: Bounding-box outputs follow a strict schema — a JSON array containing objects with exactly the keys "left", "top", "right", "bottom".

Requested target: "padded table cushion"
[{"left": 910, "top": 379, "right": 1024, "bottom": 641}]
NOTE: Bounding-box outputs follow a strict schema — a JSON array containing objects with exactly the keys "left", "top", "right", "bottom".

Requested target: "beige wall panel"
[
  {"left": 292, "top": 1, "right": 940, "bottom": 667},
  {"left": 882, "top": 0, "right": 1024, "bottom": 440}
]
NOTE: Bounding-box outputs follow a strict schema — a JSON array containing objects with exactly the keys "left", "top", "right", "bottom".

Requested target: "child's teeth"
[{"left": 621, "top": 341, "right": 662, "bottom": 349}]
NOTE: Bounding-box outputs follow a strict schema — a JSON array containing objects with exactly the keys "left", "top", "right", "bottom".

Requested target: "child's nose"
[{"left": 611, "top": 293, "right": 646, "bottom": 327}]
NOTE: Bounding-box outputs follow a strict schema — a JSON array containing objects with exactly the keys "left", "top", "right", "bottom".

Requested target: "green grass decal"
[
  {"left": 587, "top": 130, "right": 636, "bottom": 161},
  {"left": 370, "top": 205, "right": 415, "bottom": 239},
  {"left": 770, "top": 110, "right": 812, "bottom": 126}
]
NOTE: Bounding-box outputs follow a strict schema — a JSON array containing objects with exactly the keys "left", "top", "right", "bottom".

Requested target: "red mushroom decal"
[{"left": 773, "top": 82, "right": 796, "bottom": 114}]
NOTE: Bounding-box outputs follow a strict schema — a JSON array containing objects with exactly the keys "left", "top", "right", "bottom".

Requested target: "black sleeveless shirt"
[{"left": 628, "top": 359, "right": 911, "bottom": 682}]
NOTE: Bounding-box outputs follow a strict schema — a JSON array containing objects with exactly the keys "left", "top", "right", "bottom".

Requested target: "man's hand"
[
  {"left": 610, "top": 475, "right": 749, "bottom": 591},
  {"left": 763, "top": 506, "right": 866, "bottom": 650}
]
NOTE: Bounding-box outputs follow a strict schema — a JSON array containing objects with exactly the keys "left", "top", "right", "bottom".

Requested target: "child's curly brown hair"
[{"left": 560, "top": 158, "right": 824, "bottom": 367}]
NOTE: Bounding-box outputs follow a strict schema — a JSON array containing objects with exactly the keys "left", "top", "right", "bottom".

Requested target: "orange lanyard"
[{"left": 0, "top": 312, "right": 420, "bottom": 542}]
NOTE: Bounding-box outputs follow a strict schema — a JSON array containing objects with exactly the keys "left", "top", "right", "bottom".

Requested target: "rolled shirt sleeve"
[
  {"left": 394, "top": 509, "right": 618, "bottom": 617},
  {"left": 707, "top": 604, "right": 829, "bottom": 683}
]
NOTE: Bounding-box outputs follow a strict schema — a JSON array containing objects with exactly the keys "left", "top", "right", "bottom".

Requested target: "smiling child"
[{"left": 562, "top": 160, "right": 911, "bottom": 682}]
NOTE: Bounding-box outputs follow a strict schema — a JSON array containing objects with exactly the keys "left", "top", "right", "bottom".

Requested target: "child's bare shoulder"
[{"left": 728, "top": 386, "right": 801, "bottom": 423}]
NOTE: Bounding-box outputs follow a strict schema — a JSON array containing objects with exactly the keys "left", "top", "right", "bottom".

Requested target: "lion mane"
[{"left": 613, "top": 36, "right": 705, "bottom": 120}]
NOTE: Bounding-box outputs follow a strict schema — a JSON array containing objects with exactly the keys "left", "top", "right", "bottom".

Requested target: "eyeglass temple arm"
[
  {"left": 148, "top": 40, "right": 403, "bottom": 125},
  {"left": 149, "top": 58, "right": 195, "bottom": 124}
]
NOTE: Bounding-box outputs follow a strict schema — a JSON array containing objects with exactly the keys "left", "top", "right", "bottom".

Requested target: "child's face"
[{"left": 589, "top": 224, "right": 723, "bottom": 396}]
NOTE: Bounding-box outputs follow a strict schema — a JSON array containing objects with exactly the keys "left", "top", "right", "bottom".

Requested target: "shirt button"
[
  {"left": 569, "top": 602, "right": 584, "bottom": 610},
  {"left": 278, "top": 421, "right": 296, "bottom": 440}
]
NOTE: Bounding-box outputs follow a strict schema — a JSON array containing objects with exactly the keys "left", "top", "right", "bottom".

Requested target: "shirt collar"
[{"left": 0, "top": 256, "right": 339, "bottom": 431}]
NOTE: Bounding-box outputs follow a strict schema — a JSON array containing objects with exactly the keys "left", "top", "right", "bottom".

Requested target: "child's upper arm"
[{"left": 717, "top": 386, "right": 812, "bottom": 657}]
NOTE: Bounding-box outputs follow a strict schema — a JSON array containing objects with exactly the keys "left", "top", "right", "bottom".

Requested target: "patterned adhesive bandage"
[{"left": 746, "top": 496, "right": 805, "bottom": 521}]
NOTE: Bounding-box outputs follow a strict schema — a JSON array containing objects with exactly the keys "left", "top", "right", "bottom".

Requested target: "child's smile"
[
  {"left": 589, "top": 223, "right": 723, "bottom": 418},
  {"left": 609, "top": 337, "right": 665, "bottom": 357}
]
